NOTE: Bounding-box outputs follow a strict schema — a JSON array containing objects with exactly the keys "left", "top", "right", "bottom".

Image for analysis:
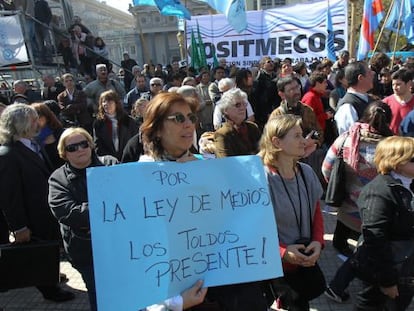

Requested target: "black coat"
[
  {"left": 121, "top": 133, "right": 143, "bottom": 163},
  {"left": 0, "top": 141, "right": 59, "bottom": 240},
  {"left": 357, "top": 174, "right": 414, "bottom": 286},
  {"left": 48, "top": 156, "right": 103, "bottom": 266},
  {"left": 93, "top": 114, "right": 138, "bottom": 160}
]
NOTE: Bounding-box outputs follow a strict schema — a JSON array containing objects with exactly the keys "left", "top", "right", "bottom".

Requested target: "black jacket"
[
  {"left": 0, "top": 141, "right": 59, "bottom": 240},
  {"left": 93, "top": 114, "right": 138, "bottom": 161},
  {"left": 48, "top": 156, "right": 103, "bottom": 266},
  {"left": 357, "top": 174, "right": 414, "bottom": 286},
  {"left": 121, "top": 133, "right": 143, "bottom": 163}
]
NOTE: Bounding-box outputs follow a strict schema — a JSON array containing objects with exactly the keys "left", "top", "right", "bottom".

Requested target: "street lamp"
[{"left": 176, "top": 31, "right": 184, "bottom": 60}]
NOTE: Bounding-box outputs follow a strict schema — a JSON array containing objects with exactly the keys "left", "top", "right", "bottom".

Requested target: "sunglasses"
[
  {"left": 234, "top": 102, "right": 247, "bottom": 108},
  {"left": 65, "top": 140, "right": 89, "bottom": 152},
  {"left": 166, "top": 113, "right": 198, "bottom": 124},
  {"left": 151, "top": 83, "right": 162, "bottom": 87}
]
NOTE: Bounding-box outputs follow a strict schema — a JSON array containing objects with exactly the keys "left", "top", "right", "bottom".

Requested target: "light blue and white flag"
[
  {"left": 384, "top": 0, "right": 414, "bottom": 43},
  {"left": 132, "top": 0, "right": 191, "bottom": 20},
  {"left": 198, "top": 0, "right": 247, "bottom": 33},
  {"left": 0, "top": 15, "right": 28, "bottom": 66},
  {"left": 326, "top": 0, "right": 336, "bottom": 60}
]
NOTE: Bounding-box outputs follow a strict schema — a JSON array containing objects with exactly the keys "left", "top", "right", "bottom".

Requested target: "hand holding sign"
[{"left": 87, "top": 155, "right": 282, "bottom": 311}]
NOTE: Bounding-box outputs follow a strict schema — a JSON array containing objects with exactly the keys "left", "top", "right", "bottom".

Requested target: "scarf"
[
  {"left": 158, "top": 150, "right": 191, "bottom": 162},
  {"left": 106, "top": 113, "right": 119, "bottom": 152},
  {"left": 391, "top": 171, "right": 413, "bottom": 191},
  {"left": 348, "top": 122, "right": 384, "bottom": 170},
  {"left": 36, "top": 126, "right": 54, "bottom": 146}
]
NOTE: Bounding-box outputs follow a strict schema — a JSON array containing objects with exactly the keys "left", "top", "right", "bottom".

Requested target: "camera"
[
  {"left": 295, "top": 237, "right": 311, "bottom": 246},
  {"left": 295, "top": 237, "right": 314, "bottom": 255},
  {"left": 310, "top": 131, "right": 320, "bottom": 140}
]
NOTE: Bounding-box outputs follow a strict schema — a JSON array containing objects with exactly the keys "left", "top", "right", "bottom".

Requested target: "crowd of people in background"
[{"left": 2, "top": 42, "right": 414, "bottom": 310}]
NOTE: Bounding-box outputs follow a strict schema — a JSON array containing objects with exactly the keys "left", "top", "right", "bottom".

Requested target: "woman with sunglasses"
[
  {"left": 213, "top": 88, "right": 261, "bottom": 158},
  {"left": 49, "top": 126, "right": 207, "bottom": 311},
  {"left": 93, "top": 90, "right": 138, "bottom": 161},
  {"left": 140, "top": 92, "right": 272, "bottom": 310},
  {"left": 48, "top": 127, "right": 102, "bottom": 311}
]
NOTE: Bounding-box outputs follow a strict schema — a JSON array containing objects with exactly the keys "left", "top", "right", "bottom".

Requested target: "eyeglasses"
[
  {"left": 166, "top": 113, "right": 198, "bottom": 124},
  {"left": 233, "top": 102, "right": 247, "bottom": 108},
  {"left": 65, "top": 140, "right": 89, "bottom": 152},
  {"left": 151, "top": 83, "right": 162, "bottom": 87}
]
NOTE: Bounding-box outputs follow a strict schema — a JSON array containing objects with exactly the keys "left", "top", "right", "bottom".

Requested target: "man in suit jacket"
[
  {"left": 0, "top": 104, "right": 74, "bottom": 302},
  {"left": 58, "top": 73, "right": 93, "bottom": 133}
]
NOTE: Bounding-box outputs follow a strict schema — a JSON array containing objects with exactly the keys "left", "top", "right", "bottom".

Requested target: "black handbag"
[
  {"left": 270, "top": 263, "right": 326, "bottom": 302},
  {"left": 325, "top": 134, "right": 348, "bottom": 207},
  {"left": 350, "top": 240, "right": 414, "bottom": 288},
  {"left": 0, "top": 239, "right": 60, "bottom": 290}
]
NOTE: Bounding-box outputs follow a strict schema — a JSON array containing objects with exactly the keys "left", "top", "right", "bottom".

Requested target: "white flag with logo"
[{"left": 0, "top": 15, "right": 29, "bottom": 66}]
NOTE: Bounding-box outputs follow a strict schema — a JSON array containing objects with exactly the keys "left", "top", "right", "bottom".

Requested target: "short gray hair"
[
  {"left": 218, "top": 78, "right": 235, "bottom": 92},
  {"left": 217, "top": 88, "right": 247, "bottom": 113},
  {"left": 150, "top": 77, "right": 163, "bottom": 86},
  {"left": 0, "top": 104, "right": 38, "bottom": 144}
]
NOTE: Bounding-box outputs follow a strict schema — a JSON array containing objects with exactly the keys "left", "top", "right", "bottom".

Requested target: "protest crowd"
[{"left": 1, "top": 2, "right": 414, "bottom": 310}]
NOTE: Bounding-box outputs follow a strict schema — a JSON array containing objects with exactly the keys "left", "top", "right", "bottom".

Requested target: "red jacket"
[{"left": 302, "top": 88, "right": 326, "bottom": 131}]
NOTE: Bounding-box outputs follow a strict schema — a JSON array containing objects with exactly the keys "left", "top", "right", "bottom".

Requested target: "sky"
[{"left": 102, "top": 0, "right": 132, "bottom": 14}]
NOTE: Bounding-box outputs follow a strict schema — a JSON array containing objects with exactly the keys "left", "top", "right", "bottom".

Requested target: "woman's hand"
[
  {"left": 283, "top": 244, "right": 311, "bottom": 265},
  {"left": 301, "top": 241, "right": 322, "bottom": 267},
  {"left": 303, "top": 138, "right": 317, "bottom": 158},
  {"left": 182, "top": 279, "right": 208, "bottom": 310},
  {"left": 14, "top": 228, "right": 31, "bottom": 243},
  {"left": 380, "top": 285, "right": 399, "bottom": 299}
]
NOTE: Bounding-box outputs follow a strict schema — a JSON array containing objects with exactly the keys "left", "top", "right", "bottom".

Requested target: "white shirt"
[{"left": 334, "top": 91, "right": 368, "bottom": 135}]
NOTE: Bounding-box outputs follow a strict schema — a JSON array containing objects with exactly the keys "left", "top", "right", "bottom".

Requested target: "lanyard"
[
  {"left": 268, "top": 164, "right": 312, "bottom": 238},
  {"left": 278, "top": 170, "right": 304, "bottom": 237}
]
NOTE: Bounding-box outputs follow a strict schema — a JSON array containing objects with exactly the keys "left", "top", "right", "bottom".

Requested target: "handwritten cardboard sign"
[{"left": 87, "top": 155, "right": 282, "bottom": 311}]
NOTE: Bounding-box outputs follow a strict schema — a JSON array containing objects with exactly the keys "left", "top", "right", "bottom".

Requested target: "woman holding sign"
[
  {"left": 140, "top": 92, "right": 273, "bottom": 311},
  {"left": 49, "top": 127, "right": 207, "bottom": 311},
  {"left": 258, "top": 114, "right": 326, "bottom": 310}
]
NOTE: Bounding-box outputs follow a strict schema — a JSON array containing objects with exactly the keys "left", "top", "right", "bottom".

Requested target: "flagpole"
[
  {"left": 390, "top": 0, "right": 404, "bottom": 68},
  {"left": 349, "top": 0, "right": 358, "bottom": 59},
  {"left": 184, "top": 0, "right": 189, "bottom": 75},
  {"left": 371, "top": 0, "right": 396, "bottom": 60}
]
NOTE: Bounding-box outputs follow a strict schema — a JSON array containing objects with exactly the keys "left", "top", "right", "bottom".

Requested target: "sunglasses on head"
[
  {"left": 166, "top": 113, "right": 198, "bottom": 124},
  {"left": 65, "top": 140, "right": 89, "bottom": 152}
]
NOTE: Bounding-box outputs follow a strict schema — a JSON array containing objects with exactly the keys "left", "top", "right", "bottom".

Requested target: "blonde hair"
[
  {"left": 374, "top": 136, "right": 414, "bottom": 174},
  {"left": 57, "top": 127, "right": 94, "bottom": 161},
  {"left": 258, "top": 114, "right": 302, "bottom": 166}
]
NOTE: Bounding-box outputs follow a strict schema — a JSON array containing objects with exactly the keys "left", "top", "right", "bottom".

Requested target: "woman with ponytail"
[{"left": 322, "top": 100, "right": 394, "bottom": 302}]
